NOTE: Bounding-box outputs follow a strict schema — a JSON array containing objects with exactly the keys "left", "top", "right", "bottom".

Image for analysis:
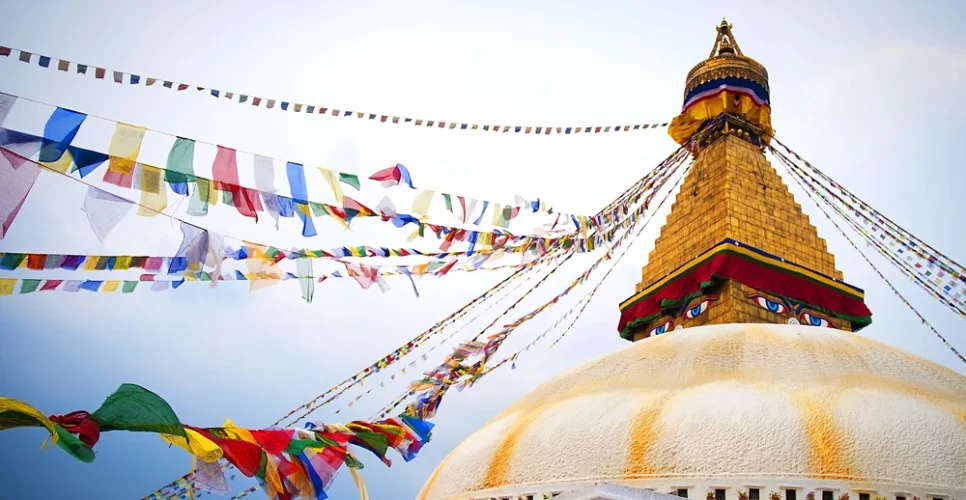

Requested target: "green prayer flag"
[
  {"left": 309, "top": 202, "right": 327, "bottom": 217},
  {"left": 0, "top": 253, "right": 26, "bottom": 270},
  {"left": 442, "top": 194, "right": 453, "bottom": 213},
  {"left": 188, "top": 178, "right": 210, "bottom": 216},
  {"left": 339, "top": 173, "right": 361, "bottom": 190},
  {"left": 122, "top": 281, "right": 138, "bottom": 293},
  {"left": 19, "top": 279, "right": 40, "bottom": 294},
  {"left": 165, "top": 137, "right": 196, "bottom": 183},
  {"left": 90, "top": 384, "right": 187, "bottom": 440},
  {"left": 296, "top": 257, "right": 314, "bottom": 304}
]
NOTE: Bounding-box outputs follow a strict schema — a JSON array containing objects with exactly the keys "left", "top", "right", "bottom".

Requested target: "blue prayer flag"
[{"left": 40, "top": 108, "right": 87, "bottom": 162}]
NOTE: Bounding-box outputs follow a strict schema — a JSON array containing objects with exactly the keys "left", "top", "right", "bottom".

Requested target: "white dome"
[{"left": 419, "top": 324, "right": 966, "bottom": 500}]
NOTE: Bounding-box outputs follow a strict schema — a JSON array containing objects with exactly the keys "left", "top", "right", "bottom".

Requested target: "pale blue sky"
[{"left": 0, "top": 1, "right": 964, "bottom": 499}]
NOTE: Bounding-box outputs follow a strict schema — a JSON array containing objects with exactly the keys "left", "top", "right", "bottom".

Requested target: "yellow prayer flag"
[
  {"left": 319, "top": 169, "right": 343, "bottom": 203},
  {"left": 412, "top": 190, "right": 435, "bottom": 218},
  {"left": 40, "top": 148, "right": 74, "bottom": 174},
  {"left": 490, "top": 203, "right": 503, "bottom": 226},
  {"left": 107, "top": 123, "right": 146, "bottom": 175},
  {"left": 101, "top": 280, "right": 120, "bottom": 293},
  {"left": 0, "top": 279, "right": 16, "bottom": 296},
  {"left": 114, "top": 256, "right": 132, "bottom": 270},
  {"left": 138, "top": 165, "right": 167, "bottom": 216},
  {"left": 160, "top": 428, "right": 222, "bottom": 463},
  {"left": 83, "top": 257, "right": 99, "bottom": 271}
]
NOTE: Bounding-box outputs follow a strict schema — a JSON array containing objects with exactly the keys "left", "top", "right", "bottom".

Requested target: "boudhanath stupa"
[{"left": 416, "top": 20, "right": 966, "bottom": 500}]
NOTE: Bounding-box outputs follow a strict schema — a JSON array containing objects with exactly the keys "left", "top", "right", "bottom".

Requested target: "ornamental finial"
[{"left": 709, "top": 18, "right": 743, "bottom": 58}]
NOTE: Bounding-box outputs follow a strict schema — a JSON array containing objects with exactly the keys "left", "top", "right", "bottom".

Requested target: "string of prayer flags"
[
  {"left": 0, "top": 384, "right": 433, "bottom": 500},
  {"left": 1, "top": 44, "right": 672, "bottom": 138},
  {"left": 770, "top": 144, "right": 966, "bottom": 364},
  {"left": 4, "top": 93, "right": 621, "bottom": 241},
  {"left": 770, "top": 142, "right": 966, "bottom": 319},
  {"left": 389, "top": 153, "right": 690, "bottom": 422}
]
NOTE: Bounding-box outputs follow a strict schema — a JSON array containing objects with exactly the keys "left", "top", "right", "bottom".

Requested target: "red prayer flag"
[
  {"left": 26, "top": 254, "right": 44, "bottom": 270},
  {"left": 212, "top": 146, "right": 258, "bottom": 220},
  {"left": 40, "top": 280, "right": 63, "bottom": 291},
  {"left": 0, "top": 47, "right": 10, "bottom": 57},
  {"left": 187, "top": 427, "right": 264, "bottom": 478},
  {"left": 250, "top": 430, "right": 294, "bottom": 455},
  {"left": 95, "top": 68, "right": 106, "bottom": 79}
]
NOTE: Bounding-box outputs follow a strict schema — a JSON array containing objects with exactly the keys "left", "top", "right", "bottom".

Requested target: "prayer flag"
[
  {"left": 339, "top": 173, "right": 360, "bottom": 190},
  {"left": 40, "top": 280, "right": 62, "bottom": 291},
  {"left": 0, "top": 93, "right": 16, "bottom": 128},
  {"left": 39, "top": 107, "right": 86, "bottom": 163},
  {"left": 296, "top": 257, "right": 314, "bottom": 304},
  {"left": 368, "top": 163, "right": 414, "bottom": 188},
  {"left": 82, "top": 186, "right": 134, "bottom": 243},
  {"left": 137, "top": 165, "right": 167, "bottom": 215},
  {"left": 0, "top": 149, "right": 41, "bottom": 239},
  {"left": 412, "top": 190, "right": 434, "bottom": 218},
  {"left": 19, "top": 279, "right": 40, "bottom": 294},
  {"left": 104, "top": 123, "right": 146, "bottom": 188},
  {"left": 213, "top": 146, "right": 258, "bottom": 220},
  {"left": 165, "top": 137, "right": 195, "bottom": 194},
  {"left": 0, "top": 278, "right": 15, "bottom": 295}
]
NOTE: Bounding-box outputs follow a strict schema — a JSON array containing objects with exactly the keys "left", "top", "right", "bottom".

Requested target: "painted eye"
[
  {"left": 683, "top": 298, "right": 717, "bottom": 319},
  {"left": 649, "top": 320, "right": 674, "bottom": 337},
  {"left": 800, "top": 312, "right": 832, "bottom": 328},
  {"left": 748, "top": 295, "right": 787, "bottom": 315}
]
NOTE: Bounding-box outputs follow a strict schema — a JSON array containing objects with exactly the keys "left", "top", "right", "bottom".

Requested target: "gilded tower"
[{"left": 618, "top": 20, "right": 871, "bottom": 341}]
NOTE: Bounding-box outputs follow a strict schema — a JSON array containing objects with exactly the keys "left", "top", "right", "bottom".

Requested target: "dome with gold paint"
[{"left": 418, "top": 324, "right": 966, "bottom": 499}]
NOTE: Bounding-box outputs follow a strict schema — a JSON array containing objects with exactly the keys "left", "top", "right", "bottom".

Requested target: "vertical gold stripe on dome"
[
  {"left": 792, "top": 391, "right": 854, "bottom": 479},
  {"left": 625, "top": 392, "right": 672, "bottom": 476},
  {"left": 482, "top": 406, "right": 553, "bottom": 489}
]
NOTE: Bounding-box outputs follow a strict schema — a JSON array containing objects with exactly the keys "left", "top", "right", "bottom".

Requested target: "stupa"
[{"left": 417, "top": 20, "right": 966, "bottom": 500}]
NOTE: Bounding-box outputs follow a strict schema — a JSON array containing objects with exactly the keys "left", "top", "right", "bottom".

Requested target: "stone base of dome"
[{"left": 452, "top": 476, "right": 965, "bottom": 500}]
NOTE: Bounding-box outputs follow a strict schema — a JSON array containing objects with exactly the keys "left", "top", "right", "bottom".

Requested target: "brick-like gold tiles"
[{"left": 638, "top": 135, "right": 844, "bottom": 293}]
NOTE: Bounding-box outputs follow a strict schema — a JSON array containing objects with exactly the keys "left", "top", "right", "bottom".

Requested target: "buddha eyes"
[
  {"left": 683, "top": 298, "right": 717, "bottom": 319},
  {"left": 649, "top": 320, "right": 674, "bottom": 337},
  {"left": 748, "top": 295, "right": 787, "bottom": 315},
  {"left": 800, "top": 312, "right": 832, "bottom": 328}
]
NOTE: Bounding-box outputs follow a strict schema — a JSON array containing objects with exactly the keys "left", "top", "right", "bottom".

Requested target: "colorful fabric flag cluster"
[
  {"left": 0, "top": 384, "right": 433, "bottom": 500},
  {"left": 769, "top": 141, "right": 966, "bottom": 365},
  {"left": 145, "top": 258, "right": 558, "bottom": 500},
  {"left": 1, "top": 45, "right": 672, "bottom": 138},
  {"left": 0, "top": 93, "right": 607, "bottom": 244}
]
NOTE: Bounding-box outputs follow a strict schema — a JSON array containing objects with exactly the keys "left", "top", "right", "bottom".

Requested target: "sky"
[{"left": 0, "top": 1, "right": 964, "bottom": 499}]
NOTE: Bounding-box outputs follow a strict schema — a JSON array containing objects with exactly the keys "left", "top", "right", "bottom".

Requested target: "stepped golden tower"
[{"left": 419, "top": 20, "right": 966, "bottom": 500}]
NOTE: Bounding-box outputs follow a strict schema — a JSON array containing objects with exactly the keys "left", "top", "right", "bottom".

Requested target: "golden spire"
[{"left": 684, "top": 20, "right": 769, "bottom": 100}]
